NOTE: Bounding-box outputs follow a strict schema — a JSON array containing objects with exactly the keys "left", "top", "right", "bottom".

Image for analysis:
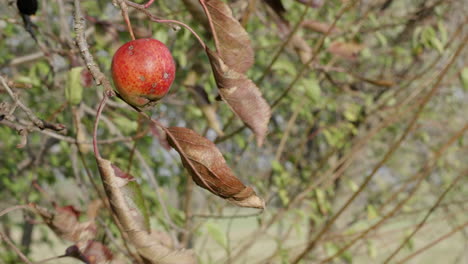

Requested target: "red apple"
[{"left": 111, "top": 38, "right": 176, "bottom": 107}]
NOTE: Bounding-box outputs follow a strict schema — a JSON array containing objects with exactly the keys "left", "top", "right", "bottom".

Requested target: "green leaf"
[
  {"left": 279, "top": 189, "right": 290, "bottom": 205},
  {"left": 437, "top": 22, "right": 448, "bottom": 44},
  {"left": 113, "top": 116, "right": 138, "bottom": 134},
  {"left": 316, "top": 189, "right": 326, "bottom": 207},
  {"left": 206, "top": 222, "right": 227, "bottom": 249},
  {"left": 367, "top": 204, "right": 379, "bottom": 220},
  {"left": 324, "top": 242, "right": 339, "bottom": 256},
  {"left": 404, "top": 231, "right": 414, "bottom": 250},
  {"left": 273, "top": 58, "right": 297, "bottom": 75},
  {"left": 271, "top": 160, "right": 284, "bottom": 173},
  {"left": 460, "top": 67, "right": 468, "bottom": 91},
  {"left": 303, "top": 74, "right": 321, "bottom": 103},
  {"left": 344, "top": 104, "right": 360, "bottom": 122},
  {"left": 430, "top": 37, "right": 444, "bottom": 53},
  {"left": 376, "top": 32, "right": 388, "bottom": 47},
  {"left": 347, "top": 180, "right": 358, "bottom": 192},
  {"left": 367, "top": 241, "right": 377, "bottom": 259},
  {"left": 65, "top": 67, "right": 84, "bottom": 105}
]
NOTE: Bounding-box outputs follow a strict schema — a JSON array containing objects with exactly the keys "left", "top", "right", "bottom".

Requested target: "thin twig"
[
  {"left": 73, "top": 0, "right": 114, "bottom": 94},
  {"left": 0, "top": 205, "right": 33, "bottom": 218},
  {"left": 396, "top": 221, "right": 468, "bottom": 264},
  {"left": 143, "top": 0, "right": 155, "bottom": 8},
  {"left": 0, "top": 231, "right": 33, "bottom": 264},
  {"left": 383, "top": 167, "right": 468, "bottom": 263},
  {"left": 291, "top": 30, "right": 467, "bottom": 264},
  {"left": 125, "top": 0, "right": 206, "bottom": 49},
  {"left": 92, "top": 94, "right": 109, "bottom": 159},
  {"left": 118, "top": 0, "right": 136, "bottom": 40},
  {"left": 319, "top": 123, "right": 468, "bottom": 263},
  {"left": 198, "top": 0, "right": 220, "bottom": 50},
  {"left": 256, "top": 4, "right": 310, "bottom": 85},
  {"left": 0, "top": 76, "right": 65, "bottom": 132}
]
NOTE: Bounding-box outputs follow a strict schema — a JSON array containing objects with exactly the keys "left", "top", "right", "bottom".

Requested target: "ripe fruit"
[{"left": 111, "top": 38, "right": 176, "bottom": 107}]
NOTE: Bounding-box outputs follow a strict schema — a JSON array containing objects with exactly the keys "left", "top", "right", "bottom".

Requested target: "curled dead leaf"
[
  {"left": 207, "top": 49, "right": 271, "bottom": 146},
  {"left": 32, "top": 203, "right": 96, "bottom": 243},
  {"left": 96, "top": 157, "right": 150, "bottom": 233},
  {"left": 96, "top": 157, "right": 196, "bottom": 263},
  {"left": 203, "top": 0, "right": 254, "bottom": 73},
  {"left": 166, "top": 126, "right": 265, "bottom": 209}
]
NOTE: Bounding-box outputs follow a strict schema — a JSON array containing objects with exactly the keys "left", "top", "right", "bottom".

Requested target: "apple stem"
[
  {"left": 119, "top": 0, "right": 136, "bottom": 40},
  {"left": 198, "top": 0, "right": 220, "bottom": 52},
  {"left": 143, "top": 0, "right": 155, "bottom": 8},
  {"left": 124, "top": 0, "right": 207, "bottom": 50}
]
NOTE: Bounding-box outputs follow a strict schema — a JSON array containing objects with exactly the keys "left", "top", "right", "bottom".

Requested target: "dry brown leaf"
[
  {"left": 33, "top": 204, "right": 96, "bottom": 243},
  {"left": 96, "top": 158, "right": 196, "bottom": 263},
  {"left": 202, "top": 1, "right": 270, "bottom": 145},
  {"left": 207, "top": 49, "right": 271, "bottom": 146},
  {"left": 204, "top": 0, "right": 254, "bottom": 73},
  {"left": 302, "top": 20, "right": 341, "bottom": 34},
  {"left": 166, "top": 126, "right": 265, "bottom": 209},
  {"left": 328, "top": 41, "right": 365, "bottom": 60},
  {"left": 96, "top": 158, "right": 149, "bottom": 233}
]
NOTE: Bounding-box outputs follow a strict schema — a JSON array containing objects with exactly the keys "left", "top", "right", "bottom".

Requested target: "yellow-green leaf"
[
  {"left": 66, "top": 67, "right": 84, "bottom": 105},
  {"left": 461, "top": 67, "right": 468, "bottom": 91}
]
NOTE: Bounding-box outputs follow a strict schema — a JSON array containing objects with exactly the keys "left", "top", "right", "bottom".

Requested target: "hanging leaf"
[
  {"left": 66, "top": 67, "right": 84, "bottom": 105},
  {"left": 203, "top": 0, "right": 254, "bottom": 73},
  {"left": 166, "top": 126, "right": 265, "bottom": 209},
  {"left": 96, "top": 158, "right": 150, "bottom": 233},
  {"left": 32, "top": 203, "right": 97, "bottom": 243},
  {"left": 207, "top": 49, "right": 271, "bottom": 146},
  {"left": 201, "top": 1, "right": 271, "bottom": 145},
  {"left": 96, "top": 158, "right": 196, "bottom": 263}
]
